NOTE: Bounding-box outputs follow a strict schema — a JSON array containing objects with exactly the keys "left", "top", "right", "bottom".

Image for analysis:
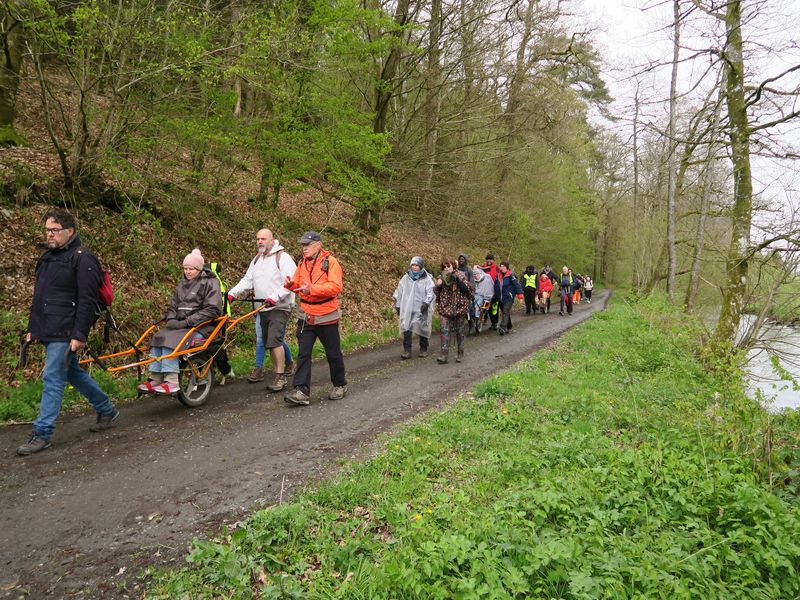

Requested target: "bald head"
[{"left": 256, "top": 228, "right": 274, "bottom": 254}]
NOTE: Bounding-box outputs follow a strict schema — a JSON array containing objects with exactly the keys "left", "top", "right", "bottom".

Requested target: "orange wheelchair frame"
[{"left": 79, "top": 304, "right": 268, "bottom": 407}]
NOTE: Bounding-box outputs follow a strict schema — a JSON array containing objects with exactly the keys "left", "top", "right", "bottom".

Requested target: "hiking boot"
[
  {"left": 328, "top": 385, "right": 347, "bottom": 401},
  {"left": 17, "top": 434, "right": 51, "bottom": 456},
  {"left": 498, "top": 328, "right": 506, "bottom": 336},
  {"left": 266, "top": 373, "right": 288, "bottom": 392},
  {"left": 90, "top": 408, "right": 120, "bottom": 432},
  {"left": 418, "top": 351, "right": 428, "bottom": 358},
  {"left": 400, "top": 352, "right": 411, "bottom": 360},
  {"left": 437, "top": 355, "right": 448, "bottom": 364},
  {"left": 219, "top": 369, "right": 234, "bottom": 386},
  {"left": 456, "top": 351, "right": 464, "bottom": 363},
  {"left": 284, "top": 388, "right": 310, "bottom": 406},
  {"left": 285, "top": 361, "right": 295, "bottom": 375},
  {"left": 248, "top": 367, "right": 265, "bottom": 383}
]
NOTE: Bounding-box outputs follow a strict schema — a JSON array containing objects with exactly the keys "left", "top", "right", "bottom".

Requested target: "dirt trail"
[{"left": 0, "top": 291, "right": 609, "bottom": 598}]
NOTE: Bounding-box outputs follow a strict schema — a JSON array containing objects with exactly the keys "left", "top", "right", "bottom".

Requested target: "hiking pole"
[{"left": 17, "top": 336, "right": 31, "bottom": 370}]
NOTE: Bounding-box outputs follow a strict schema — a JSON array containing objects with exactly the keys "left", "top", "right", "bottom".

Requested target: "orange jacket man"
[{"left": 283, "top": 231, "right": 347, "bottom": 405}]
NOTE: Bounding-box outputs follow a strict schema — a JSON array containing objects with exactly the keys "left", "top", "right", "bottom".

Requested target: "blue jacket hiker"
[
  {"left": 18, "top": 209, "right": 119, "bottom": 456},
  {"left": 495, "top": 261, "right": 523, "bottom": 335}
]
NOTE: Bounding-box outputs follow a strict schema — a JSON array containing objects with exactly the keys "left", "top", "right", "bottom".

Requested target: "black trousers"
[
  {"left": 403, "top": 330, "right": 429, "bottom": 352},
  {"left": 560, "top": 291, "right": 573, "bottom": 314},
  {"left": 523, "top": 288, "right": 537, "bottom": 314},
  {"left": 292, "top": 320, "right": 347, "bottom": 394}
]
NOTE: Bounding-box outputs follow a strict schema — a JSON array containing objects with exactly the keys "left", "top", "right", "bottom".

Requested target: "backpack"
[
  {"left": 72, "top": 246, "right": 114, "bottom": 310},
  {"left": 209, "top": 261, "right": 231, "bottom": 316}
]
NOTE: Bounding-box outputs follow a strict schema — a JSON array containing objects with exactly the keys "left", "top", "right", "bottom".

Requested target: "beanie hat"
[
  {"left": 183, "top": 248, "right": 205, "bottom": 270},
  {"left": 410, "top": 256, "right": 425, "bottom": 268}
]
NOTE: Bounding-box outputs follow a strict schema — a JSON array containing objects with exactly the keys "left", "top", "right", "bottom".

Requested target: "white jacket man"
[{"left": 228, "top": 229, "right": 297, "bottom": 391}]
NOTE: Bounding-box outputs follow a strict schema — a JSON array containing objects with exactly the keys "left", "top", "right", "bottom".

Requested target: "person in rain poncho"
[
  {"left": 472, "top": 266, "right": 496, "bottom": 319},
  {"left": 393, "top": 256, "right": 435, "bottom": 359}
]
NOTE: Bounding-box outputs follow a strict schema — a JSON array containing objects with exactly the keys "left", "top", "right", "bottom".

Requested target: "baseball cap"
[{"left": 299, "top": 231, "right": 322, "bottom": 245}]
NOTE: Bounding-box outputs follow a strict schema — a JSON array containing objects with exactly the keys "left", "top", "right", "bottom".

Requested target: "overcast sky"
[{"left": 577, "top": 0, "right": 800, "bottom": 220}]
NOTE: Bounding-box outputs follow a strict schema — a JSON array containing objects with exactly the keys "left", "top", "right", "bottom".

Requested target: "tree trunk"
[
  {"left": 423, "top": 0, "right": 441, "bottom": 190},
  {"left": 373, "top": 0, "right": 413, "bottom": 135},
  {"left": 0, "top": 9, "right": 23, "bottom": 127},
  {"left": 0, "top": 9, "right": 23, "bottom": 134},
  {"left": 665, "top": 0, "right": 681, "bottom": 300},
  {"left": 631, "top": 84, "right": 641, "bottom": 288},
  {"left": 499, "top": 0, "right": 535, "bottom": 185},
  {"left": 685, "top": 75, "right": 725, "bottom": 313},
  {"left": 714, "top": 0, "right": 753, "bottom": 345}
]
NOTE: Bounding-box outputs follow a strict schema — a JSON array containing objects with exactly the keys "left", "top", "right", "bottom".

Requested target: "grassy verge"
[
  {"left": 146, "top": 296, "right": 800, "bottom": 599},
  {"left": 0, "top": 317, "right": 402, "bottom": 424}
]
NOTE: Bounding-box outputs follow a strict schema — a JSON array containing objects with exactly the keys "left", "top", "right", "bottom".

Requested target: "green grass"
[{"left": 145, "top": 296, "right": 800, "bottom": 599}]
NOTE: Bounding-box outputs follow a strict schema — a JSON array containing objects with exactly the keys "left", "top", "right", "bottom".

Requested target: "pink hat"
[{"left": 183, "top": 248, "right": 204, "bottom": 270}]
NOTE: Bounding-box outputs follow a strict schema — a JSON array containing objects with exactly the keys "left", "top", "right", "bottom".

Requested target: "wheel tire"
[{"left": 178, "top": 360, "right": 215, "bottom": 407}]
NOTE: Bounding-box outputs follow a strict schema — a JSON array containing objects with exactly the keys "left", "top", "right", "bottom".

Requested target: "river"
[{"left": 739, "top": 315, "right": 800, "bottom": 411}]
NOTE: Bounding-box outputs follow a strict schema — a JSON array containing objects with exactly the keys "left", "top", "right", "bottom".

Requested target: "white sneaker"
[{"left": 219, "top": 369, "right": 234, "bottom": 386}]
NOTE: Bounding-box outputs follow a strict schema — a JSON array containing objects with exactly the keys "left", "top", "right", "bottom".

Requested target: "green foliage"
[{"left": 148, "top": 298, "right": 800, "bottom": 599}]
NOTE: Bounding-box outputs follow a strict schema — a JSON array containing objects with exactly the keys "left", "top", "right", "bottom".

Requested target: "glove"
[
  {"left": 166, "top": 318, "right": 183, "bottom": 329},
  {"left": 420, "top": 302, "right": 429, "bottom": 314},
  {"left": 226, "top": 293, "right": 235, "bottom": 304},
  {"left": 263, "top": 298, "right": 276, "bottom": 308},
  {"left": 395, "top": 306, "right": 400, "bottom": 315}
]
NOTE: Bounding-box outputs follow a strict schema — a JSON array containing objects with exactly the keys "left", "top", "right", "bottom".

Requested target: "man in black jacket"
[{"left": 17, "top": 209, "right": 119, "bottom": 456}]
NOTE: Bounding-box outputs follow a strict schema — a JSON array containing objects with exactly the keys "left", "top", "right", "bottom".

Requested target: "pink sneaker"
[{"left": 153, "top": 381, "right": 180, "bottom": 395}]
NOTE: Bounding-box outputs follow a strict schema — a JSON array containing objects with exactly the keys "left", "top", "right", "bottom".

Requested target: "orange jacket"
[{"left": 286, "top": 248, "right": 343, "bottom": 317}]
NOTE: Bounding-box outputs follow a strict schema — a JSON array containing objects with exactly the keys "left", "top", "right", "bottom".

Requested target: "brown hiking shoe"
[
  {"left": 266, "top": 373, "right": 287, "bottom": 392},
  {"left": 400, "top": 352, "right": 411, "bottom": 360},
  {"left": 247, "top": 367, "right": 264, "bottom": 383},
  {"left": 284, "top": 388, "right": 310, "bottom": 406},
  {"left": 17, "top": 434, "right": 51, "bottom": 456},
  {"left": 328, "top": 385, "right": 348, "bottom": 401}
]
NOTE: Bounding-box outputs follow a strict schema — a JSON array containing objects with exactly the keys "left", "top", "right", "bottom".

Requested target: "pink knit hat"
[{"left": 183, "top": 248, "right": 204, "bottom": 270}]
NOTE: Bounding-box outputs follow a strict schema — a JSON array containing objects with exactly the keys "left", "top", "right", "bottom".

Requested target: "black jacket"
[{"left": 28, "top": 234, "right": 102, "bottom": 343}]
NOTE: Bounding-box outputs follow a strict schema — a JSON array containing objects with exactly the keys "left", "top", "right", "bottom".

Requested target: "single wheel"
[{"left": 178, "top": 359, "right": 215, "bottom": 407}]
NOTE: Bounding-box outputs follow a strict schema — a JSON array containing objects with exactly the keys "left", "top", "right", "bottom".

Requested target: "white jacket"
[{"left": 228, "top": 242, "right": 297, "bottom": 311}]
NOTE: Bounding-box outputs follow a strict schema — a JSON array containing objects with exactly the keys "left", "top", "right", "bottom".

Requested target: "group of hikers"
[
  {"left": 393, "top": 254, "right": 593, "bottom": 364},
  {"left": 16, "top": 208, "right": 593, "bottom": 456}
]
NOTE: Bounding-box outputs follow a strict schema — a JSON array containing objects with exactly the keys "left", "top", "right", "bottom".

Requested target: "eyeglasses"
[{"left": 45, "top": 227, "right": 68, "bottom": 235}]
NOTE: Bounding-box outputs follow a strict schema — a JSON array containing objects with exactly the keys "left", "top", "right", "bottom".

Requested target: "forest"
[{"left": 0, "top": 0, "right": 799, "bottom": 385}]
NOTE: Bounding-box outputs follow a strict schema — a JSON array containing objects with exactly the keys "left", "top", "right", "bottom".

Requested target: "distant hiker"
[
  {"left": 393, "top": 256, "right": 435, "bottom": 359},
  {"left": 541, "top": 264, "right": 557, "bottom": 313},
  {"left": 537, "top": 272, "right": 553, "bottom": 313},
  {"left": 17, "top": 208, "right": 120, "bottom": 455},
  {"left": 228, "top": 228, "right": 297, "bottom": 392},
  {"left": 572, "top": 271, "right": 583, "bottom": 305},
  {"left": 480, "top": 253, "right": 500, "bottom": 330},
  {"left": 283, "top": 231, "right": 347, "bottom": 406},
  {"left": 457, "top": 253, "right": 475, "bottom": 291},
  {"left": 138, "top": 248, "right": 223, "bottom": 395},
  {"left": 558, "top": 266, "right": 576, "bottom": 316},
  {"left": 521, "top": 265, "right": 538, "bottom": 315},
  {"left": 472, "top": 266, "right": 495, "bottom": 322},
  {"left": 434, "top": 259, "right": 472, "bottom": 364},
  {"left": 583, "top": 275, "right": 594, "bottom": 303},
  {"left": 495, "top": 261, "right": 524, "bottom": 335}
]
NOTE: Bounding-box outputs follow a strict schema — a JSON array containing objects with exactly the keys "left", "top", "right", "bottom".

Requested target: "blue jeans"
[
  {"left": 255, "top": 313, "right": 292, "bottom": 368},
  {"left": 33, "top": 341, "right": 115, "bottom": 439},
  {"left": 149, "top": 346, "right": 180, "bottom": 374}
]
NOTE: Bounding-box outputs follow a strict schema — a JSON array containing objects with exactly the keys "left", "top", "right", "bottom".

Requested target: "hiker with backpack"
[
  {"left": 283, "top": 231, "right": 347, "bottom": 406},
  {"left": 137, "top": 248, "right": 223, "bottom": 395},
  {"left": 17, "top": 208, "right": 120, "bottom": 456},
  {"left": 228, "top": 228, "right": 297, "bottom": 393}
]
